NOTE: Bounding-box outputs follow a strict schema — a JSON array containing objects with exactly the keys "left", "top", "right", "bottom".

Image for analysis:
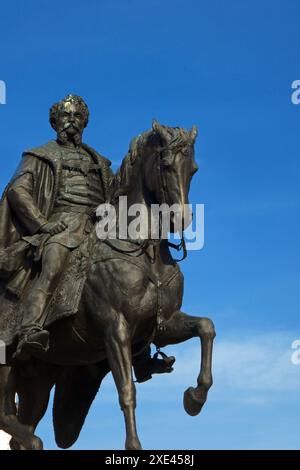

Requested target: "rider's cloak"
[{"left": 0, "top": 140, "right": 112, "bottom": 344}]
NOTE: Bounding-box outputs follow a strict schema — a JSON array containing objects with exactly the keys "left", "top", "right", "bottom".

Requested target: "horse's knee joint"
[
  {"left": 199, "top": 318, "right": 216, "bottom": 338},
  {"left": 119, "top": 385, "right": 136, "bottom": 409}
]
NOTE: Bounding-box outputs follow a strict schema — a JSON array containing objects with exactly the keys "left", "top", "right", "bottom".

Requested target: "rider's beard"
[{"left": 57, "top": 125, "right": 83, "bottom": 146}]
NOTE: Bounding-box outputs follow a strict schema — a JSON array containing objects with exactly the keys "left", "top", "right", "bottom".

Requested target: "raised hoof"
[{"left": 183, "top": 386, "right": 206, "bottom": 416}]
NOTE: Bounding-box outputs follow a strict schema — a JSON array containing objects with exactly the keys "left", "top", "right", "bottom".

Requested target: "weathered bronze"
[{"left": 0, "top": 95, "right": 215, "bottom": 450}]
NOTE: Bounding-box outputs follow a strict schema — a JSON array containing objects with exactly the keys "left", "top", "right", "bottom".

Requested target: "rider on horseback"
[{"left": 0, "top": 94, "right": 174, "bottom": 375}]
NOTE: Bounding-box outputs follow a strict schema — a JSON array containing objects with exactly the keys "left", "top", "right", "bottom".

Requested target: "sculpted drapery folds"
[{"left": 0, "top": 141, "right": 113, "bottom": 289}]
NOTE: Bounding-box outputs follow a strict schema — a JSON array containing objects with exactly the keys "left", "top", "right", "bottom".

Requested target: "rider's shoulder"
[
  {"left": 22, "top": 140, "right": 60, "bottom": 160},
  {"left": 82, "top": 143, "right": 112, "bottom": 167}
]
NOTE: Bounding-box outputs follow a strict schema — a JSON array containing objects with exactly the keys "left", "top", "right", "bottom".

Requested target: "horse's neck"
[
  {"left": 108, "top": 144, "right": 174, "bottom": 269},
  {"left": 115, "top": 171, "right": 153, "bottom": 240}
]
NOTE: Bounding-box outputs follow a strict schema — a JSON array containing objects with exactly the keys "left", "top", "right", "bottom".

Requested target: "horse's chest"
[
  {"left": 111, "top": 261, "right": 184, "bottom": 321},
  {"left": 90, "top": 254, "right": 184, "bottom": 326},
  {"left": 159, "top": 270, "right": 183, "bottom": 317}
]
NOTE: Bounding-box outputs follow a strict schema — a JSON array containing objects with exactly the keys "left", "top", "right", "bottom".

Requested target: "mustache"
[
  {"left": 57, "top": 123, "right": 82, "bottom": 145},
  {"left": 61, "top": 122, "right": 79, "bottom": 131}
]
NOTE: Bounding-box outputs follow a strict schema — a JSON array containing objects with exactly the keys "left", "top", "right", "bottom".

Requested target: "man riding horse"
[{"left": 0, "top": 94, "right": 174, "bottom": 376}]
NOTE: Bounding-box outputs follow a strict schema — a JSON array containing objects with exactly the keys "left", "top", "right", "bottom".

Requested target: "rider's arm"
[{"left": 7, "top": 173, "right": 48, "bottom": 234}]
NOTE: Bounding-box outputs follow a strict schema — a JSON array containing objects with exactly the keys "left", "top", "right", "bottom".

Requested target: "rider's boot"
[
  {"left": 151, "top": 350, "right": 176, "bottom": 374},
  {"left": 14, "top": 327, "right": 50, "bottom": 361},
  {"left": 14, "top": 288, "right": 51, "bottom": 361},
  {"left": 134, "top": 348, "right": 176, "bottom": 383}
]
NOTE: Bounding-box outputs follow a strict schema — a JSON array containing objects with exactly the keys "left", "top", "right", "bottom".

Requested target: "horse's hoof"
[
  {"left": 125, "top": 438, "right": 142, "bottom": 450},
  {"left": 183, "top": 386, "right": 206, "bottom": 416},
  {"left": 27, "top": 436, "right": 43, "bottom": 450},
  {"left": 9, "top": 435, "right": 43, "bottom": 451},
  {"left": 9, "top": 438, "right": 20, "bottom": 450}
]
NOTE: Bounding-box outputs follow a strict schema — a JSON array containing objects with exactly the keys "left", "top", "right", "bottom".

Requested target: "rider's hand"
[{"left": 40, "top": 221, "right": 68, "bottom": 235}]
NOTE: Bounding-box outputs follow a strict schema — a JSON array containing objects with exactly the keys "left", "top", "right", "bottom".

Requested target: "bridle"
[
  {"left": 154, "top": 141, "right": 192, "bottom": 262},
  {"left": 104, "top": 138, "right": 192, "bottom": 263}
]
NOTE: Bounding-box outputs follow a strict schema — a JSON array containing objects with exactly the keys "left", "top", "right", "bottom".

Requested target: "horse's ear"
[
  {"left": 152, "top": 119, "right": 169, "bottom": 142},
  {"left": 152, "top": 119, "right": 159, "bottom": 131},
  {"left": 189, "top": 125, "right": 198, "bottom": 143}
]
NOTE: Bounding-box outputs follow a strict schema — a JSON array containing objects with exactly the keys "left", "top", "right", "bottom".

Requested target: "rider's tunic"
[{"left": 46, "top": 146, "right": 105, "bottom": 248}]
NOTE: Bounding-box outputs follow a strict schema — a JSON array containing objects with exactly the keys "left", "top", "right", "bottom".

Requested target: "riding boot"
[
  {"left": 134, "top": 348, "right": 176, "bottom": 383},
  {"left": 133, "top": 347, "right": 153, "bottom": 383},
  {"left": 14, "top": 288, "right": 52, "bottom": 360},
  {"left": 14, "top": 327, "right": 50, "bottom": 361},
  {"left": 151, "top": 350, "right": 175, "bottom": 374}
]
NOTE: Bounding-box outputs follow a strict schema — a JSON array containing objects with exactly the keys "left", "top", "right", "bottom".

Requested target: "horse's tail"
[{"left": 53, "top": 360, "right": 110, "bottom": 449}]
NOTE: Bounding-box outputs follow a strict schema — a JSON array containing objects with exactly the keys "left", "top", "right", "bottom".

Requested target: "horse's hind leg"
[
  {"left": 154, "top": 310, "right": 216, "bottom": 416},
  {"left": 104, "top": 313, "right": 142, "bottom": 450},
  {"left": 9, "top": 362, "right": 56, "bottom": 450},
  {"left": 53, "top": 361, "right": 110, "bottom": 449},
  {"left": 0, "top": 365, "right": 43, "bottom": 450}
]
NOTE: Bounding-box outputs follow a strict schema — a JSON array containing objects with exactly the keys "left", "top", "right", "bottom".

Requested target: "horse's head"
[{"left": 142, "top": 120, "right": 198, "bottom": 232}]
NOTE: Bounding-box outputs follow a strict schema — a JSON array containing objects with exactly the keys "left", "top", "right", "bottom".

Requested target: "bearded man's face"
[{"left": 56, "top": 102, "right": 86, "bottom": 145}]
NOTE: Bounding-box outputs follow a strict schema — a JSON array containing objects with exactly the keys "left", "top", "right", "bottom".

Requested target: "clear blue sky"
[{"left": 0, "top": 0, "right": 300, "bottom": 450}]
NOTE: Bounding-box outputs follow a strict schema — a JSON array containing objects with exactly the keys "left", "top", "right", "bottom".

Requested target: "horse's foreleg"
[
  {"left": 0, "top": 365, "right": 43, "bottom": 450},
  {"left": 104, "top": 313, "right": 142, "bottom": 450},
  {"left": 154, "top": 310, "right": 216, "bottom": 416},
  {"left": 9, "top": 363, "right": 56, "bottom": 450}
]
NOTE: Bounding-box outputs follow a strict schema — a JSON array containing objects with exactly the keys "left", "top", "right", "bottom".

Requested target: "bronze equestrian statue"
[{"left": 0, "top": 96, "right": 215, "bottom": 450}]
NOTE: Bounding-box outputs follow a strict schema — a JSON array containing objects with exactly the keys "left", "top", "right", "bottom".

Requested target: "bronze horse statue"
[{"left": 0, "top": 120, "right": 215, "bottom": 450}]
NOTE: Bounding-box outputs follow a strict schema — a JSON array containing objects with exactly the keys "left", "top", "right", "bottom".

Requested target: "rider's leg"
[{"left": 15, "top": 243, "right": 70, "bottom": 358}]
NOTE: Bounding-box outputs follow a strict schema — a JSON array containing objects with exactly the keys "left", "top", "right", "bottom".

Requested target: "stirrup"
[
  {"left": 133, "top": 350, "right": 176, "bottom": 383},
  {"left": 151, "top": 350, "right": 176, "bottom": 373}
]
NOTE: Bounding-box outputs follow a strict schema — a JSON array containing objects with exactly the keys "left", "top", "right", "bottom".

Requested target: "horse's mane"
[
  {"left": 108, "top": 131, "right": 149, "bottom": 202},
  {"left": 109, "top": 125, "right": 191, "bottom": 202}
]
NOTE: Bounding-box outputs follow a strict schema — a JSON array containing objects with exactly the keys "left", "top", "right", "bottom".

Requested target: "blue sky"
[{"left": 0, "top": 0, "right": 300, "bottom": 450}]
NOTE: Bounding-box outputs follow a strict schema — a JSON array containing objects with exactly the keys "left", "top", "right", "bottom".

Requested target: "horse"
[{"left": 0, "top": 120, "right": 216, "bottom": 450}]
